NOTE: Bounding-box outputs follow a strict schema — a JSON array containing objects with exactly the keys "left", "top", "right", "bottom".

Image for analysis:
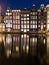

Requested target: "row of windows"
[
  {"left": 30, "top": 16, "right": 37, "bottom": 19},
  {"left": 13, "top": 25, "right": 20, "bottom": 29},
  {"left": 21, "top": 25, "right": 29, "bottom": 28},
  {"left": 21, "top": 18, "right": 29, "bottom": 20},
  {"left": 21, "top": 14, "right": 29, "bottom": 17}
]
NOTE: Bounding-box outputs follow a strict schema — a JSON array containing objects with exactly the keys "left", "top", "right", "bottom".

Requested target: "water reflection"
[{"left": 0, "top": 33, "right": 49, "bottom": 64}]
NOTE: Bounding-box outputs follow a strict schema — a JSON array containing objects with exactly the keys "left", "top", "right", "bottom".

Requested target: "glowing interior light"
[
  {"left": 33, "top": 38, "right": 34, "bottom": 43},
  {"left": 16, "top": 46, "right": 19, "bottom": 52},
  {"left": 47, "top": 24, "right": 49, "bottom": 29},
  {"left": 6, "top": 50, "right": 11, "bottom": 58},
  {"left": 26, "top": 45, "right": 29, "bottom": 53},
  {"left": 44, "top": 39, "right": 46, "bottom": 44}
]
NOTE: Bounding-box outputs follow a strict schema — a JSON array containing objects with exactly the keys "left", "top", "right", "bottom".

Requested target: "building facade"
[
  {"left": 20, "top": 8, "right": 30, "bottom": 55},
  {"left": 37, "top": 4, "right": 47, "bottom": 32},
  {"left": 4, "top": 7, "right": 12, "bottom": 32},
  {"left": 30, "top": 5, "right": 37, "bottom": 32}
]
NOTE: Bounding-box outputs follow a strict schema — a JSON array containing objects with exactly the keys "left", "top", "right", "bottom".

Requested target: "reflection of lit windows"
[
  {"left": 16, "top": 46, "right": 19, "bottom": 52},
  {"left": 24, "top": 34, "right": 26, "bottom": 37},
  {"left": 21, "top": 35, "right": 23, "bottom": 38},
  {"left": 43, "top": 39, "right": 46, "bottom": 44},
  {"left": 6, "top": 50, "right": 11, "bottom": 58},
  {"left": 26, "top": 45, "right": 29, "bottom": 53},
  {"left": 6, "top": 36, "right": 12, "bottom": 44}
]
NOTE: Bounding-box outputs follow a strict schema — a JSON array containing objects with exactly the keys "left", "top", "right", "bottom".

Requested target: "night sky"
[{"left": 0, "top": 0, "right": 49, "bottom": 14}]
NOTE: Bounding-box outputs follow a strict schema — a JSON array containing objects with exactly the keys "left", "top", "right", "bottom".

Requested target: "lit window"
[
  {"left": 21, "top": 35, "right": 23, "bottom": 38},
  {"left": 43, "top": 39, "right": 46, "bottom": 44},
  {"left": 35, "top": 25, "right": 37, "bottom": 28},
  {"left": 24, "top": 25, "right": 26, "bottom": 28},
  {"left": 21, "top": 29, "right": 23, "bottom": 31},
  {"left": 21, "top": 25, "right": 23, "bottom": 28},
  {"left": 47, "top": 15, "right": 49, "bottom": 18},
  {"left": 24, "top": 29, "right": 26, "bottom": 32},
  {"left": 27, "top": 14, "right": 29, "bottom": 16},
  {"left": 38, "top": 25, "right": 40, "bottom": 27},
  {"left": 18, "top": 25, "right": 20, "bottom": 29},
  {"left": 24, "top": 18, "right": 26, "bottom": 20},
  {"left": 21, "top": 21, "right": 23, "bottom": 24},
  {"left": 33, "top": 12, "right": 35, "bottom": 15},
  {"left": 27, "top": 29, "right": 29, "bottom": 31},
  {"left": 47, "top": 24, "right": 49, "bottom": 28},
  {"left": 27, "top": 25, "right": 29, "bottom": 28},
  {"left": 41, "top": 25, "right": 43, "bottom": 30},
  {"left": 6, "top": 23, "right": 11, "bottom": 28},
  {"left": 16, "top": 25, "right": 17, "bottom": 29},
  {"left": 33, "top": 25, "right": 35, "bottom": 28},
  {"left": 17, "top": 16, "right": 20, "bottom": 19},
  {"left": 44, "top": 25, "right": 46, "bottom": 27},
  {"left": 27, "top": 18, "right": 29, "bottom": 20},
  {"left": 30, "top": 25, "right": 32, "bottom": 28},
  {"left": 33, "top": 21, "right": 35, "bottom": 24},
  {"left": 24, "top": 14, "right": 26, "bottom": 17},
  {"left": 13, "top": 25, "right": 15, "bottom": 29},
  {"left": 31, "top": 21, "right": 32, "bottom": 24},
  {"left": 47, "top": 11, "right": 49, "bottom": 14},
  {"left": 24, "top": 21, "right": 26, "bottom": 24},
  {"left": 47, "top": 19, "right": 49, "bottom": 23},
  {"left": 21, "top": 18, "right": 23, "bottom": 20},
  {"left": 27, "top": 21, "right": 29, "bottom": 24},
  {"left": 36, "top": 16, "right": 37, "bottom": 19},
  {"left": 33, "top": 16, "right": 35, "bottom": 19}
]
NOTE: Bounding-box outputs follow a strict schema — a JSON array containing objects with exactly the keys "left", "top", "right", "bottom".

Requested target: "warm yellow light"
[
  {"left": 0, "top": 35, "right": 2, "bottom": 43},
  {"left": 16, "top": 46, "right": 19, "bottom": 52},
  {"left": 26, "top": 45, "right": 29, "bottom": 53}
]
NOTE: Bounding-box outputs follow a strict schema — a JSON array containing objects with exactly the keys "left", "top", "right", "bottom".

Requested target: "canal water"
[{"left": 0, "top": 33, "right": 49, "bottom": 65}]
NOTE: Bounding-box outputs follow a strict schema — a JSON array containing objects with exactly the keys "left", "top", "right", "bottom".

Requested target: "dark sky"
[{"left": 0, "top": 0, "right": 49, "bottom": 14}]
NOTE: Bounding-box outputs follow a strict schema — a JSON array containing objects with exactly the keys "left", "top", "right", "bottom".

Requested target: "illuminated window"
[
  {"left": 47, "top": 15, "right": 49, "bottom": 18},
  {"left": 47, "top": 11, "right": 49, "bottom": 14},
  {"left": 24, "top": 29, "right": 26, "bottom": 32},
  {"left": 47, "top": 24, "right": 49, "bottom": 28},
  {"left": 24, "top": 25, "right": 26, "bottom": 28},
  {"left": 24, "top": 18, "right": 26, "bottom": 20},
  {"left": 24, "top": 14, "right": 26, "bottom": 17},
  {"left": 27, "top": 18, "right": 29, "bottom": 20},
  {"left": 21, "top": 29, "right": 23, "bottom": 31},
  {"left": 27, "top": 14, "right": 29, "bottom": 16},
  {"left": 21, "top": 18, "right": 23, "bottom": 20},
  {"left": 41, "top": 25, "right": 43, "bottom": 30},
  {"left": 47, "top": 19, "right": 49, "bottom": 23}
]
